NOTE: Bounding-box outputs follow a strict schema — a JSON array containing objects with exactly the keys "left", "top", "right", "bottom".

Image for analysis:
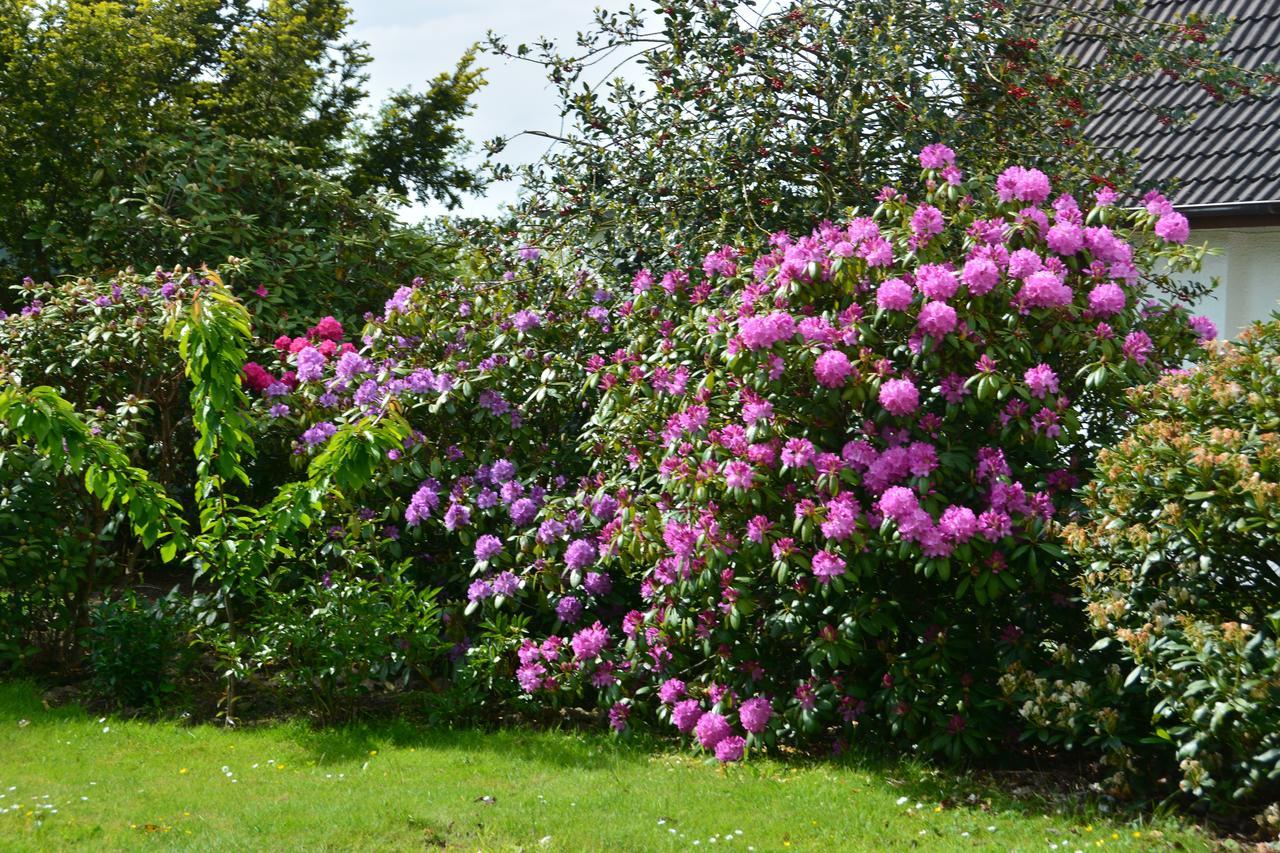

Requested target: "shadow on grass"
[{"left": 0, "top": 679, "right": 1176, "bottom": 832}]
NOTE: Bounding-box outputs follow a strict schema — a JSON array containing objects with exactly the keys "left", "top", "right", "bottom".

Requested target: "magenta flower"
[
  {"left": 1017, "top": 270, "right": 1073, "bottom": 309},
  {"left": 724, "top": 459, "right": 756, "bottom": 489},
  {"left": 879, "top": 378, "right": 919, "bottom": 416},
  {"left": 917, "top": 301, "right": 957, "bottom": 338},
  {"left": 879, "top": 486, "right": 919, "bottom": 521},
  {"left": 811, "top": 550, "right": 847, "bottom": 583},
  {"left": 1088, "top": 283, "right": 1126, "bottom": 316},
  {"left": 659, "top": 679, "right": 687, "bottom": 704},
  {"left": 714, "top": 735, "right": 746, "bottom": 762},
  {"left": 571, "top": 621, "right": 610, "bottom": 660},
  {"left": 939, "top": 506, "right": 979, "bottom": 543},
  {"left": 814, "top": 350, "right": 853, "bottom": 388},
  {"left": 1045, "top": 220, "right": 1084, "bottom": 256},
  {"left": 1123, "top": 330, "right": 1154, "bottom": 364},
  {"left": 876, "top": 277, "right": 915, "bottom": 311},
  {"left": 739, "top": 312, "right": 797, "bottom": 350},
  {"left": 781, "top": 437, "right": 816, "bottom": 469},
  {"left": 918, "top": 143, "right": 956, "bottom": 169},
  {"left": 1188, "top": 314, "right": 1217, "bottom": 340},
  {"left": 1023, "top": 363, "right": 1059, "bottom": 398},
  {"left": 694, "top": 712, "right": 733, "bottom": 749},
  {"left": 738, "top": 697, "right": 773, "bottom": 733},
  {"left": 911, "top": 204, "right": 945, "bottom": 241},
  {"left": 672, "top": 699, "right": 704, "bottom": 733},
  {"left": 995, "top": 166, "right": 1051, "bottom": 204},
  {"left": 1154, "top": 211, "right": 1190, "bottom": 244},
  {"left": 961, "top": 257, "right": 999, "bottom": 295},
  {"left": 915, "top": 264, "right": 960, "bottom": 301}
]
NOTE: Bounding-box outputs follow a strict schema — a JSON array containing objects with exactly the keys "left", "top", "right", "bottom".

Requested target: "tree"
[
  {"left": 0, "top": 0, "right": 483, "bottom": 304},
  {"left": 486, "top": 0, "right": 1275, "bottom": 270}
]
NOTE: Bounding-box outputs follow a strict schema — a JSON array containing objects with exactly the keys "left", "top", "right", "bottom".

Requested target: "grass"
[{"left": 0, "top": 681, "right": 1213, "bottom": 851}]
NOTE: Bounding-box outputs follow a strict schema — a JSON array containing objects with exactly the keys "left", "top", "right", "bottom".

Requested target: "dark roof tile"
[{"left": 1078, "top": 0, "right": 1280, "bottom": 207}]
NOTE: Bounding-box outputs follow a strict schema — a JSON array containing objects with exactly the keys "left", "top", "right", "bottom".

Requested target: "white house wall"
[{"left": 1181, "top": 226, "right": 1280, "bottom": 338}]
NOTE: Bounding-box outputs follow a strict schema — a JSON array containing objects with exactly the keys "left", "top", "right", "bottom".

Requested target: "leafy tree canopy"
[
  {"left": 486, "top": 0, "right": 1276, "bottom": 269},
  {"left": 0, "top": 0, "right": 483, "bottom": 289}
]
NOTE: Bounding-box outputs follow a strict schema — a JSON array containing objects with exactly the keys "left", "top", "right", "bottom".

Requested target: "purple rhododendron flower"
[
  {"left": 565, "top": 538, "right": 598, "bottom": 571},
  {"left": 295, "top": 346, "right": 326, "bottom": 382},
  {"left": 556, "top": 596, "right": 583, "bottom": 624},
  {"left": 492, "top": 571, "right": 521, "bottom": 596},
  {"left": 915, "top": 264, "right": 960, "bottom": 300},
  {"left": 405, "top": 480, "right": 441, "bottom": 527},
  {"left": 301, "top": 421, "right": 337, "bottom": 447},
  {"left": 490, "top": 458, "right": 517, "bottom": 483},
  {"left": 583, "top": 571, "right": 612, "bottom": 596},
  {"left": 474, "top": 534, "right": 503, "bottom": 561}
]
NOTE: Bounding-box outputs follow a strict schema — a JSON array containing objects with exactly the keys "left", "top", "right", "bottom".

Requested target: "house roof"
[{"left": 1073, "top": 0, "right": 1280, "bottom": 213}]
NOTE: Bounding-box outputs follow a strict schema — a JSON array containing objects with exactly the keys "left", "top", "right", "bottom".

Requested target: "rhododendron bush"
[{"left": 249, "top": 149, "right": 1214, "bottom": 756}]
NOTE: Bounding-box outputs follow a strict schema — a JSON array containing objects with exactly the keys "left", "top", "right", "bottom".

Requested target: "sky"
[{"left": 347, "top": 1, "right": 637, "bottom": 221}]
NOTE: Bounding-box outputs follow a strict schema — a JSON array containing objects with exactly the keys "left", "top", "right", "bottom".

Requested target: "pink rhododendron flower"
[
  {"left": 917, "top": 301, "right": 957, "bottom": 338},
  {"left": 1188, "top": 314, "right": 1217, "bottom": 340},
  {"left": 879, "top": 378, "right": 919, "bottom": 416},
  {"left": 876, "top": 277, "right": 914, "bottom": 311},
  {"left": 714, "top": 735, "right": 746, "bottom": 762},
  {"left": 1017, "top": 270, "right": 1073, "bottom": 309},
  {"left": 1155, "top": 211, "right": 1190, "bottom": 243},
  {"left": 814, "top": 349, "right": 853, "bottom": 388},
  {"left": 996, "top": 166, "right": 1051, "bottom": 204},
  {"left": 918, "top": 143, "right": 956, "bottom": 169},
  {"left": 961, "top": 257, "right": 999, "bottom": 295},
  {"left": 811, "top": 550, "right": 847, "bottom": 583},
  {"left": 739, "top": 312, "right": 797, "bottom": 350},
  {"left": 1024, "top": 363, "right": 1059, "bottom": 398},
  {"left": 739, "top": 697, "right": 774, "bottom": 733},
  {"left": 695, "top": 712, "right": 733, "bottom": 749},
  {"left": 915, "top": 264, "right": 960, "bottom": 300},
  {"left": 1088, "top": 283, "right": 1126, "bottom": 316}
]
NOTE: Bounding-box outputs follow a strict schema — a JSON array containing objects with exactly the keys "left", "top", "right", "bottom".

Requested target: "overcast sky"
[{"left": 347, "top": 1, "right": 637, "bottom": 221}]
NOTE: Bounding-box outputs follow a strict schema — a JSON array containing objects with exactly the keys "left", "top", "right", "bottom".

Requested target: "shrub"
[
  {"left": 0, "top": 270, "right": 202, "bottom": 666},
  {"left": 86, "top": 593, "right": 182, "bottom": 709},
  {"left": 241, "top": 563, "right": 443, "bottom": 718},
  {"left": 262, "top": 149, "right": 1210, "bottom": 757},
  {"left": 1062, "top": 317, "right": 1280, "bottom": 815}
]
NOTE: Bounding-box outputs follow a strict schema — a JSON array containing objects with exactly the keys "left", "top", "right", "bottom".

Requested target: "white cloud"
[{"left": 348, "top": 1, "right": 639, "bottom": 221}]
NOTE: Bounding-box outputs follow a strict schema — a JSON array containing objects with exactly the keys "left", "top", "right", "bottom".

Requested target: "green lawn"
[{"left": 0, "top": 682, "right": 1210, "bottom": 851}]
